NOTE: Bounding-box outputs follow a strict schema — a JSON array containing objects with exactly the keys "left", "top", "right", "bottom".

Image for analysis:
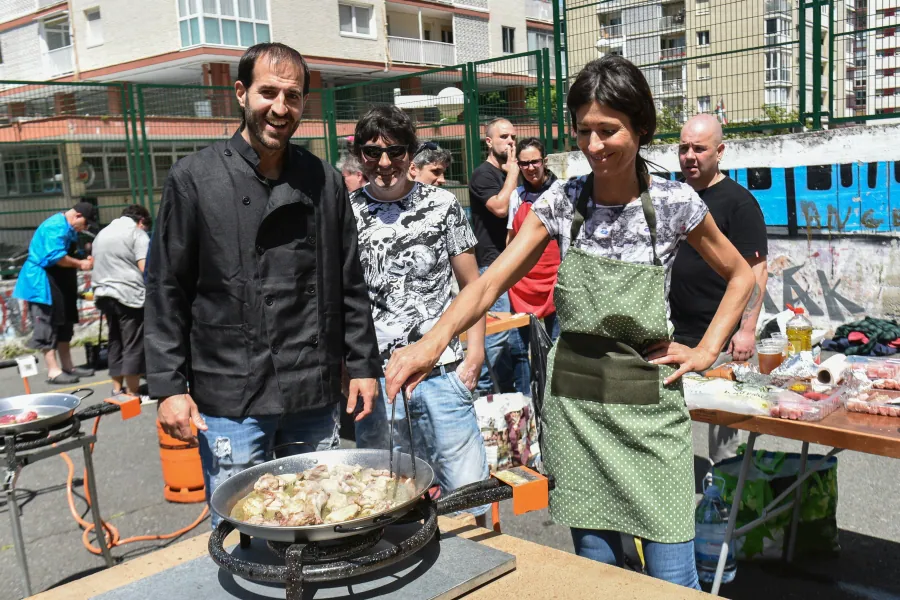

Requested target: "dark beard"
[
  {"left": 243, "top": 104, "right": 298, "bottom": 151},
  {"left": 490, "top": 147, "right": 508, "bottom": 163}
]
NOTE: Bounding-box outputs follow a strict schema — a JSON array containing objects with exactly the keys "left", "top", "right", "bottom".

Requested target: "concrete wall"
[
  {"left": 0, "top": 22, "right": 41, "bottom": 80},
  {"left": 546, "top": 124, "right": 900, "bottom": 330},
  {"left": 276, "top": 0, "right": 387, "bottom": 65},
  {"left": 453, "top": 13, "right": 489, "bottom": 64},
  {"left": 71, "top": 0, "right": 180, "bottom": 71},
  {"left": 488, "top": 0, "right": 526, "bottom": 56},
  {"left": 0, "top": 0, "right": 42, "bottom": 23}
]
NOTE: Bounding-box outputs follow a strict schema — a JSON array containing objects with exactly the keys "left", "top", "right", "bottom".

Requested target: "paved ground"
[{"left": 0, "top": 350, "right": 899, "bottom": 599}]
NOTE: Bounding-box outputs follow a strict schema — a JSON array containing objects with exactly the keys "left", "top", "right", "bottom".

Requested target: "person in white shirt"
[{"left": 92, "top": 205, "right": 151, "bottom": 399}]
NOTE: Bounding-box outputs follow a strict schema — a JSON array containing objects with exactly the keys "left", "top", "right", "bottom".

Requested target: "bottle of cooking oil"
[{"left": 786, "top": 306, "right": 813, "bottom": 355}]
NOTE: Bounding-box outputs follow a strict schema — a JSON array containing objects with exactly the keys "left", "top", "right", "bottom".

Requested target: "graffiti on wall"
[{"left": 762, "top": 238, "right": 896, "bottom": 330}]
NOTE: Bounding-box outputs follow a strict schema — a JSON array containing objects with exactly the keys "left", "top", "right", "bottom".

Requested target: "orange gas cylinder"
[{"left": 156, "top": 420, "right": 206, "bottom": 503}]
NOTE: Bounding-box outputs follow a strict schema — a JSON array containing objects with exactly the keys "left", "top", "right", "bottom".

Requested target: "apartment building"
[
  {"left": 0, "top": 0, "right": 554, "bottom": 235},
  {"left": 0, "top": 0, "right": 554, "bottom": 86},
  {"left": 856, "top": 0, "right": 900, "bottom": 120},
  {"left": 576, "top": 0, "right": 851, "bottom": 127}
]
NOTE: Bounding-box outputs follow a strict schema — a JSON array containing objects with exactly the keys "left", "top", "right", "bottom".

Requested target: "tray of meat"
[
  {"left": 846, "top": 357, "right": 900, "bottom": 385},
  {"left": 0, "top": 411, "right": 38, "bottom": 425},
  {"left": 768, "top": 386, "right": 843, "bottom": 422},
  {"left": 845, "top": 389, "right": 900, "bottom": 417}
]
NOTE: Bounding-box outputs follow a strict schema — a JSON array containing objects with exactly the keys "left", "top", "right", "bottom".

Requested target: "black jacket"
[{"left": 145, "top": 132, "right": 382, "bottom": 417}]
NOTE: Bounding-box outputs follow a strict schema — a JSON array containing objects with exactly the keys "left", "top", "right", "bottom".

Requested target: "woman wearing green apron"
[{"left": 385, "top": 56, "right": 754, "bottom": 588}]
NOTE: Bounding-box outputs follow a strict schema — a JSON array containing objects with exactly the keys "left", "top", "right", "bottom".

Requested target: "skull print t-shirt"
[{"left": 351, "top": 183, "right": 478, "bottom": 365}]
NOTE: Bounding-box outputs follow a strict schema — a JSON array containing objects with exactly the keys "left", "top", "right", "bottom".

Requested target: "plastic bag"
[
  {"left": 713, "top": 448, "right": 840, "bottom": 560},
  {"left": 474, "top": 392, "right": 540, "bottom": 472}
]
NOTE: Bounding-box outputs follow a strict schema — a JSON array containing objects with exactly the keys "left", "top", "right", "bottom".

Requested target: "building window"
[
  {"left": 0, "top": 147, "right": 63, "bottom": 197},
  {"left": 179, "top": 0, "right": 270, "bottom": 48},
  {"left": 697, "top": 30, "right": 710, "bottom": 46},
  {"left": 765, "top": 50, "right": 791, "bottom": 83},
  {"left": 698, "top": 95, "right": 711, "bottom": 112},
  {"left": 696, "top": 0, "right": 710, "bottom": 16},
  {"left": 765, "top": 17, "right": 791, "bottom": 46},
  {"left": 441, "top": 29, "right": 453, "bottom": 44},
  {"left": 697, "top": 62, "right": 710, "bottom": 80},
  {"left": 502, "top": 26, "right": 515, "bottom": 54},
  {"left": 44, "top": 17, "right": 72, "bottom": 51},
  {"left": 765, "top": 87, "right": 789, "bottom": 106},
  {"left": 84, "top": 8, "right": 103, "bottom": 47}
]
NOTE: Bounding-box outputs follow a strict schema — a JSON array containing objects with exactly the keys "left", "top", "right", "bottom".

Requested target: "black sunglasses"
[
  {"left": 517, "top": 159, "right": 544, "bottom": 168},
  {"left": 360, "top": 144, "right": 407, "bottom": 161}
]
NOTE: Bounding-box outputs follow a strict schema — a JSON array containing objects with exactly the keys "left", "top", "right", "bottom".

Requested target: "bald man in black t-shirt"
[{"left": 670, "top": 114, "right": 769, "bottom": 464}]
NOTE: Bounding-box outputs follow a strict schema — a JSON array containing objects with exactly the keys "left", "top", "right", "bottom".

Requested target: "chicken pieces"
[{"left": 231, "top": 464, "right": 415, "bottom": 527}]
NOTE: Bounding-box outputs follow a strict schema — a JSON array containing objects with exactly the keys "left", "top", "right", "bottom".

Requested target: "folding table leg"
[
  {"left": 786, "top": 441, "right": 809, "bottom": 562},
  {"left": 711, "top": 432, "right": 757, "bottom": 596},
  {"left": 83, "top": 442, "right": 115, "bottom": 567},
  {"left": 7, "top": 485, "right": 31, "bottom": 597}
]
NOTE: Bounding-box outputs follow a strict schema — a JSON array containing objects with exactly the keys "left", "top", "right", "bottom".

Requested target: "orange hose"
[{"left": 55, "top": 415, "right": 208, "bottom": 556}]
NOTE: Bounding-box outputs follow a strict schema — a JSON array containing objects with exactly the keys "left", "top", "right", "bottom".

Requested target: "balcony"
[
  {"left": 659, "top": 13, "right": 686, "bottom": 31},
  {"left": 765, "top": 0, "right": 791, "bottom": 14},
  {"left": 657, "top": 79, "right": 685, "bottom": 96},
  {"left": 524, "top": 0, "right": 552, "bottom": 22},
  {"left": 44, "top": 46, "right": 73, "bottom": 78},
  {"left": 596, "top": 23, "right": 623, "bottom": 46},
  {"left": 388, "top": 36, "right": 456, "bottom": 67},
  {"left": 660, "top": 46, "right": 687, "bottom": 60}
]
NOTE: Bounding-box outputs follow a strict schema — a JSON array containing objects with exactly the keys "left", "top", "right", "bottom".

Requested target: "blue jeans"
[
  {"left": 571, "top": 528, "right": 701, "bottom": 590},
  {"left": 355, "top": 369, "right": 490, "bottom": 516},
  {"left": 477, "top": 266, "right": 515, "bottom": 394},
  {"left": 198, "top": 404, "right": 341, "bottom": 527}
]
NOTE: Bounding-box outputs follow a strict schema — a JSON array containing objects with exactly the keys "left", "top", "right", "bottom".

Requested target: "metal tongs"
[{"left": 387, "top": 386, "right": 417, "bottom": 502}]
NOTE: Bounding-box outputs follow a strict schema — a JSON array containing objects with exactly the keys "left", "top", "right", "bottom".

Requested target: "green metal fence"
[
  {"left": 133, "top": 83, "right": 329, "bottom": 213},
  {"left": 0, "top": 80, "right": 135, "bottom": 252},
  {"left": 0, "top": 50, "right": 551, "bottom": 252},
  {"left": 556, "top": 0, "right": 893, "bottom": 142}
]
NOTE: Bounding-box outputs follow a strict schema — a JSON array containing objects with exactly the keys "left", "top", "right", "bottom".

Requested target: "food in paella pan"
[
  {"left": 0, "top": 410, "right": 39, "bottom": 425},
  {"left": 230, "top": 464, "right": 417, "bottom": 527}
]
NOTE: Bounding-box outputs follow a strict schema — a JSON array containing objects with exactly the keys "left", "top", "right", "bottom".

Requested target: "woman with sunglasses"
[{"left": 383, "top": 56, "right": 754, "bottom": 588}]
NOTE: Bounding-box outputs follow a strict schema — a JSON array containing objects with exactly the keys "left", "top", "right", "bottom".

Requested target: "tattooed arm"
[{"left": 728, "top": 256, "right": 768, "bottom": 361}]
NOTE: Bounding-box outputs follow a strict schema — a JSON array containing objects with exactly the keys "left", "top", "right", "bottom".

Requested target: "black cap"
[{"left": 72, "top": 201, "right": 100, "bottom": 234}]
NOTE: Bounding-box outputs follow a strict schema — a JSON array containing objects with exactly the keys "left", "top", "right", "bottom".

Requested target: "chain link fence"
[{"left": 556, "top": 0, "right": 898, "bottom": 142}]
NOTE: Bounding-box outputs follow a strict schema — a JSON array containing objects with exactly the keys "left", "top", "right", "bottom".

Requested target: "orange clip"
[
  {"left": 492, "top": 465, "right": 549, "bottom": 516},
  {"left": 104, "top": 395, "right": 141, "bottom": 420}
]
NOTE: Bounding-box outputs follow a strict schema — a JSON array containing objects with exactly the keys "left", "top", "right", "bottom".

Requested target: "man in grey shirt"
[{"left": 92, "top": 205, "right": 151, "bottom": 399}]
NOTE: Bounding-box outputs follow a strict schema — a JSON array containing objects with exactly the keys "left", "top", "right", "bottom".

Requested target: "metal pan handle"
[
  {"left": 72, "top": 388, "right": 95, "bottom": 401},
  {"left": 332, "top": 513, "right": 400, "bottom": 534},
  {"left": 271, "top": 441, "right": 312, "bottom": 459}
]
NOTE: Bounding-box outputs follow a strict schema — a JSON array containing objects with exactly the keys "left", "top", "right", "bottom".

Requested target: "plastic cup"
[{"left": 757, "top": 341, "right": 785, "bottom": 375}]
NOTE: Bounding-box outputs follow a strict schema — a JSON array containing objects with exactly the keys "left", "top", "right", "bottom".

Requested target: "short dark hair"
[
  {"left": 121, "top": 204, "right": 152, "bottom": 229},
  {"left": 352, "top": 106, "right": 418, "bottom": 159},
  {"left": 413, "top": 142, "right": 451, "bottom": 169},
  {"left": 485, "top": 117, "right": 512, "bottom": 138},
  {"left": 566, "top": 55, "right": 656, "bottom": 175},
  {"left": 237, "top": 43, "right": 311, "bottom": 95},
  {"left": 516, "top": 137, "right": 546, "bottom": 158}
]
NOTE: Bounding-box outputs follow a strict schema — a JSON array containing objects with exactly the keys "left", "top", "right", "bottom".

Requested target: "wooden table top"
[
  {"left": 691, "top": 408, "right": 900, "bottom": 459},
  {"left": 32, "top": 517, "right": 707, "bottom": 600}
]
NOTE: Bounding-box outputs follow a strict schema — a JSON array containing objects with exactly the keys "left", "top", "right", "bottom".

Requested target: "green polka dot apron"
[{"left": 542, "top": 174, "right": 695, "bottom": 543}]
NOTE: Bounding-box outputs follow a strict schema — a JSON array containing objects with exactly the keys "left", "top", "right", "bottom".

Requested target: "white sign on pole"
[{"left": 15, "top": 355, "right": 38, "bottom": 379}]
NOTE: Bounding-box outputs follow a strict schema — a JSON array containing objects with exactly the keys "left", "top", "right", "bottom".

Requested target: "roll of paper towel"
[{"left": 817, "top": 355, "right": 848, "bottom": 385}]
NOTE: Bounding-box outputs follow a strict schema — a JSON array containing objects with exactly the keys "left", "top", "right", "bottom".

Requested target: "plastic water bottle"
[{"left": 695, "top": 476, "right": 736, "bottom": 584}]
